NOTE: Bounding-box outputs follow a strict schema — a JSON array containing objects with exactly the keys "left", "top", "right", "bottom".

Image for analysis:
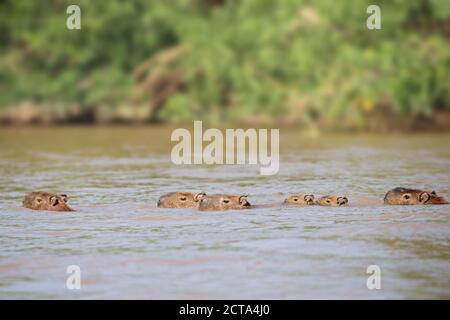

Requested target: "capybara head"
[
  {"left": 384, "top": 187, "right": 448, "bottom": 205},
  {"left": 284, "top": 193, "right": 315, "bottom": 205},
  {"left": 157, "top": 192, "right": 206, "bottom": 208},
  {"left": 316, "top": 195, "right": 348, "bottom": 207},
  {"left": 198, "top": 194, "right": 251, "bottom": 211},
  {"left": 22, "top": 192, "right": 74, "bottom": 212}
]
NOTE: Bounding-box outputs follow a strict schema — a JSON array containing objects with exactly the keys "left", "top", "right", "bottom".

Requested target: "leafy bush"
[{"left": 0, "top": 0, "right": 449, "bottom": 129}]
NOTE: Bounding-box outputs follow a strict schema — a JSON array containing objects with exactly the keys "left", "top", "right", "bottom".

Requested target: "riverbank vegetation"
[{"left": 0, "top": 0, "right": 449, "bottom": 130}]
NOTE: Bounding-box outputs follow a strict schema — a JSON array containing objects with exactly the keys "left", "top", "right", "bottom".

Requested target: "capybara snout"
[
  {"left": 384, "top": 187, "right": 448, "bottom": 205},
  {"left": 22, "top": 192, "right": 74, "bottom": 212}
]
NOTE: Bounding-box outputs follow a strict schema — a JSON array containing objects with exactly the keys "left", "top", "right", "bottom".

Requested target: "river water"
[{"left": 0, "top": 127, "right": 449, "bottom": 299}]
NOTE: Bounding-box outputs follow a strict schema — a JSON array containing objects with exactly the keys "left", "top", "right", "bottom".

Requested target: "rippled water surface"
[{"left": 0, "top": 127, "right": 449, "bottom": 299}]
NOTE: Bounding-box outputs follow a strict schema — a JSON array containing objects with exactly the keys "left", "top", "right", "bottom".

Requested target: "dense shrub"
[{"left": 0, "top": 0, "right": 449, "bottom": 128}]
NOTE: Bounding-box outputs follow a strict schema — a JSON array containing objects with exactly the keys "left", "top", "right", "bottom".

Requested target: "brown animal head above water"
[
  {"left": 316, "top": 195, "right": 348, "bottom": 207},
  {"left": 284, "top": 193, "right": 315, "bottom": 205},
  {"left": 157, "top": 192, "right": 206, "bottom": 208},
  {"left": 384, "top": 187, "right": 448, "bottom": 205},
  {"left": 198, "top": 194, "right": 251, "bottom": 211},
  {"left": 22, "top": 192, "right": 74, "bottom": 212}
]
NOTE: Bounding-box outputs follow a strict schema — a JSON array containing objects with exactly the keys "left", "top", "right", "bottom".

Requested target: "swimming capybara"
[
  {"left": 22, "top": 192, "right": 74, "bottom": 212},
  {"left": 316, "top": 195, "right": 348, "bottom": 207},
  {"left": 157, "top": 192, "right": 206, "bottom": 208},
  {"left": 284, "top": 193, "right": 315, "bottom": 205},
  {"left": 384, "top": 187, "right": 448, "bottom": 205},
  {"left": 198, "top": 194, "right": 251, "bottom": 211}
]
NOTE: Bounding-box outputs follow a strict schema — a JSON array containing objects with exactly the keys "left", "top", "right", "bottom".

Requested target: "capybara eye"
[
  {"left": 180, "top": 196, "right": 187, "bottom": 201},
  {"left": 293, "top": 198, "right": 298, "bottom": 201},
  {"left": 326, "top": 200, "right": 331, "bottom": 203},
  {"left": 403, "top": 194, "right": 410, "bottom": 200},
  {"left": 223, "top": 199, "right": 230, "bottom": 204},
  {"left": 36, "top": 198, "right": 42, "bottom": 203}
]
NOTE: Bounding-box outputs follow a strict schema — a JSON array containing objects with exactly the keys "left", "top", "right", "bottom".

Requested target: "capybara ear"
[
  {"left": 419, "top": 192, "right": 430, "bottom": 204},
  {"left": 60, "top": 194, "right": 68, "bottom": 203},
  {"left": 239, "top": 195, "right": 248, "bottom": 204},
  {"left": 431, "top": 190, "right": 437, "bottom": 196},
  {"left": 194, "top": 192, "right": 206, "bottom": 201},
  {"left": 50, "top": 195, "right": 59, "bottom": 206}
]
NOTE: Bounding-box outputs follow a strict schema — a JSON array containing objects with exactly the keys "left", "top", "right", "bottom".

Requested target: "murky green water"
[{"left": 0, "top": 127, "right": 449, "bottom": 299}]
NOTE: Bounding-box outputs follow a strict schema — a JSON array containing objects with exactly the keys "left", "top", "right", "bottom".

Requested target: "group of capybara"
[{"left": 21, "top": 187, "right": 448, "bottom": 212}]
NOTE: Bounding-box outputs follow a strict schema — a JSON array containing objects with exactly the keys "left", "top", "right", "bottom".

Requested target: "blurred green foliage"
[{"left": 0, "top": 0, "right": 449, "bottom": 128}]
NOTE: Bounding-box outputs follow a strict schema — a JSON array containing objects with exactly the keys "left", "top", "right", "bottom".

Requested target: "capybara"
[
  {"left": 284, "top": 193, "right": 315, "bottom": 205},
  {"left": 316, "top": 195, "right": 348, "bottom": 207},
  {"left": 384, "top": 187, "right": 448, "bottom": 205},
  {"left": 198, "top": 194, "right": 251, "bottom": 211},
  {"left": 22, "top": 192, "right": 74, "bottom": 212}
]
